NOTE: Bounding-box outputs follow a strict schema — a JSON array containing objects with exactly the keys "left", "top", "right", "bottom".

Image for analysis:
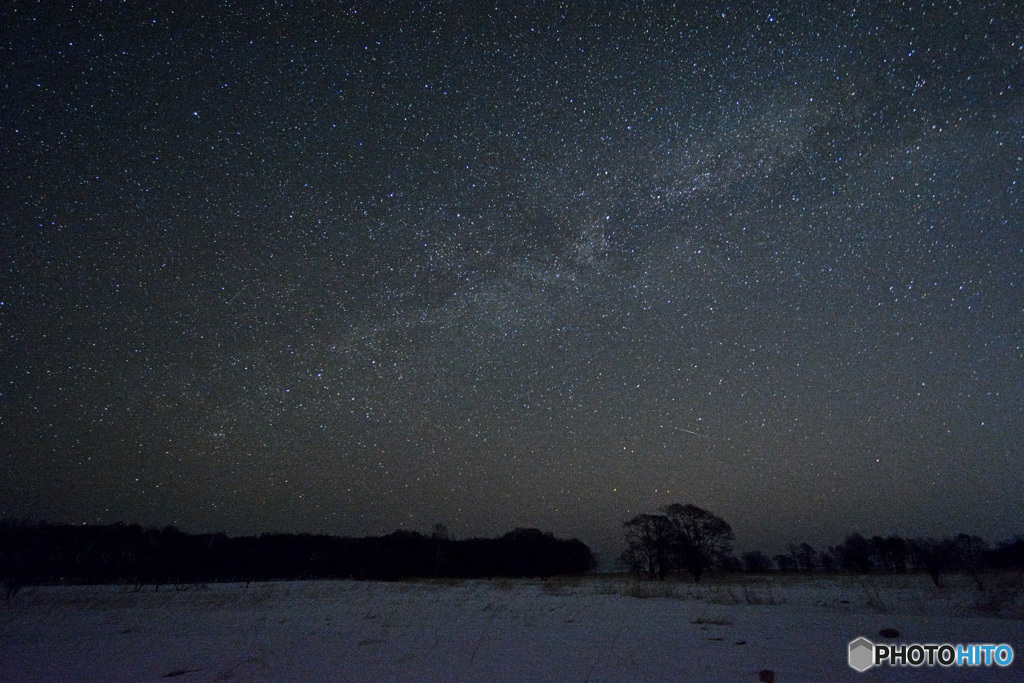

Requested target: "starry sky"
[{"left": 2, "top": 2, "right": 1022, "bottom": 561}]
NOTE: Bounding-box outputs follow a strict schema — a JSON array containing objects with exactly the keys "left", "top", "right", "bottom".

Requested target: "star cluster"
[{"left": 2, "top": 2, "right": 1022, "bottom": 557}]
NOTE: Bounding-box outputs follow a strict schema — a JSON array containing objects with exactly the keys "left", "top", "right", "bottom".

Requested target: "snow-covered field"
[{"left": 2, "top": 573, "right": 1022, "bottom": 681}]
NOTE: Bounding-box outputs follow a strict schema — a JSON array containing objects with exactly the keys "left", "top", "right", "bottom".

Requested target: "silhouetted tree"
[
  {"left": 498, "top": 528, "right": 552, "bottom": 577},
  {"left": 953, "top": 534, "right": 988, "bottom": 590},
  {"left": 788, "top": 543, "right": 817, "bottom": 572},
  {"left": 0, "top": 519, "right": 32, "bottom": 598},
  {"left": 819, "top": 548, "right": 837, "bottom": 573},
  {"left": 909, "top": 537, "right": 954, "bottom": 587},
  {"left": 660, "top": 503, "right": 734, "bottom": 582},
  {"left": 834, "top": 533, "right": 874, "bottom": 573},
  {"left": 622, "top": 514, "right": 673, "bottom": 579},
  {"left": 719, "top": 555, "right": 743, "bottom": 572},
  {"left": 989, "top": 535, "right": 1024, "bottom": 571},
  {"left": 741, "top": 551, "right": 772, "bottom": 573},
  {"left": 871, "top": 535, "right": 909, "bottom": 572},
  {"left": 429, "top": 523, "right": 450, "bottom": 576},
  {"left": 775, "top": 554, "right": 796, "bottom": 572}
]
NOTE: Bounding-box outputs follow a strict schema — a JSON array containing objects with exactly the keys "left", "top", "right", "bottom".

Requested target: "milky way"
[{"left": 3, "top": 2, "right": 1022, "bottom": 559}]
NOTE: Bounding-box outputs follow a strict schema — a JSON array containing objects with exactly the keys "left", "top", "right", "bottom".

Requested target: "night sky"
[{"left": 3, "top": 2, "right": 1022, "bottom": 561}]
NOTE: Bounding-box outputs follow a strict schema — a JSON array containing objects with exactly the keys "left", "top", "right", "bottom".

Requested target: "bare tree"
[
  {"left": 660, "top": 503, "right": 734, "bottom": 582},
  {"left": 794, "top": 543, "right": 817, "bottom": 572},
  {"left": 775, "top": 553, "right": 796, "bottom": 572},
  {"left": 909, "top": 537, "right": 953, "bottom": 587},
  {"left": 953, "top": 534, "right": 988, "bottom": 591},
  {"left": 872, "top": 535, "right": 909, "bottom": 572},
  {"left": 622, "top": 514, "right": 673, "bottom": 580},
  {"left": 819, "top": 548, "right": 837, "bottom": 573},
  {"left": 834, "top": 533, "right": 874, "bottom": 573},
  {"left": 787, "top": 542, "right": 817, "bottom": 572},
  {"left": 430, "top": 523, "right": 450, "bottom": 577},
  {"left": 741, "top": 550, "right": 772, "bottom": 573}
]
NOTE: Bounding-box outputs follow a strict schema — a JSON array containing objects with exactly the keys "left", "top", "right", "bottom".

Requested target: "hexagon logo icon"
[{"left": 849, "top": 637, "right": 875, "bottom": 672}]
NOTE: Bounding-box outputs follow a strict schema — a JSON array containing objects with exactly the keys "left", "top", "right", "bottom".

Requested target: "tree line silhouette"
[
  {"left": 6, "top": 509, "right": 1024, "bottom": 597},
  {"left": 740, "top": 532, "right": 1024, "bottom": 590},
  {"left": 0, "top": 520, "right": 595, "bottom": 597},
  {"left": 621, "top": 503, "right": 1024, "bottom": 589}
]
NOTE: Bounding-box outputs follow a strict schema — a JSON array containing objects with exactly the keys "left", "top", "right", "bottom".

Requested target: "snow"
[{"left": 1, "top": 574, "right": 1022, "bottom": 681}]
